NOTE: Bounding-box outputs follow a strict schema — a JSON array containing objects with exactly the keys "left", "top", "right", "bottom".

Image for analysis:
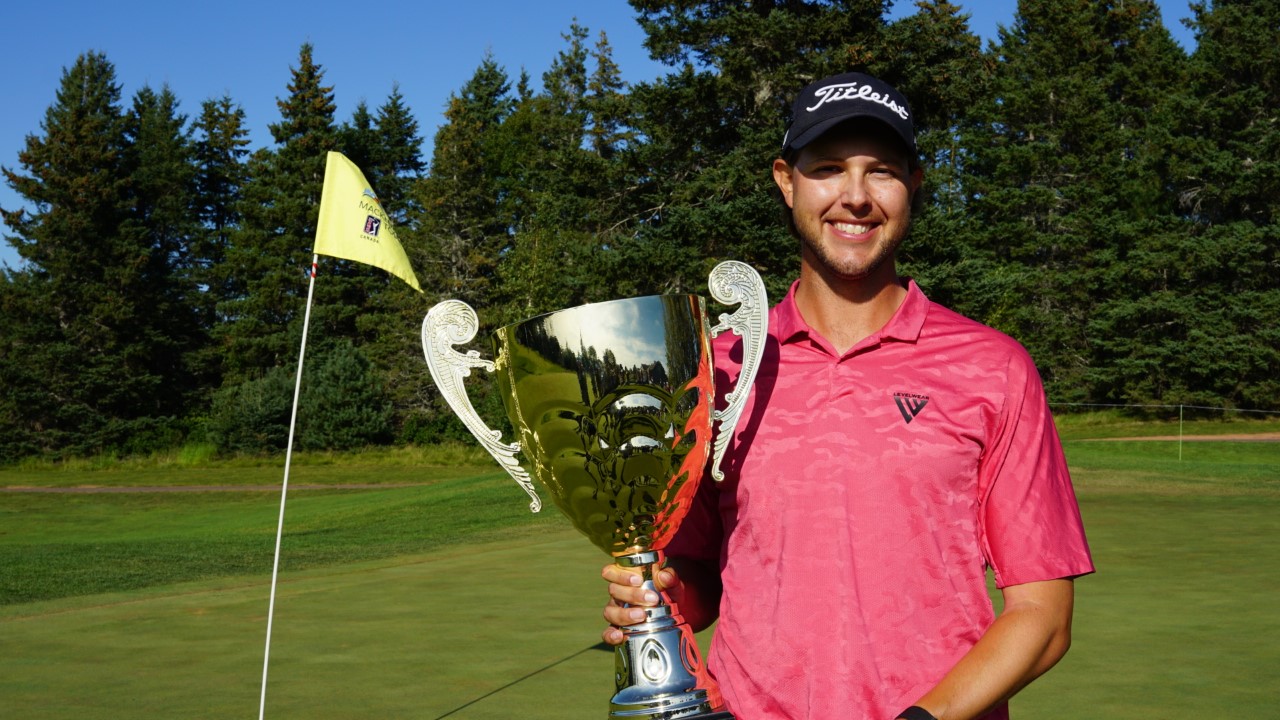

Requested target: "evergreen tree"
[
  {"left": 337, "top": 100, "right": 380, "bottom": 178},
  {"left": 962, "top": 0, "right": 1188, "bottom": 402},
  {"left": 412, "top": 52, "right": 515, "bottom": 308},
  {"left": 299, "top": 340, "right": 393, "bottom": 450},
  {"left": 498, "top": 24, "right": 633, "bottom": 319},
  {"left": 371, "top": 85, "right": 427, "bottom": 224},
  {"left": 400, "top": 54, "right": 518, "bottom": 443},
  {"left": 587, "top": 31, "right": 634, "bottom": 160},
  {"left": 625, "top": 0, "right": 893, "bottom": 299},
  {"left": 879, "top": 1, "right": 991, "bottom": 314},
  {"left": 0, "top": 53, "right": 188, "bottom": 457},
  {"left": 191, "top": 95, "right": 250, "bottom": 334},
  {"left": 350, "top": 88, "right": 431, "bottom": 443},
  {"left": 121, "top": 84, "right": 203, "bottom": 413},
  {"left": 217, "top": 43, "right": 338, "bottom": 383},
  {"left": 1096, "top": 0, "right": 1280, "bottom": 409}
]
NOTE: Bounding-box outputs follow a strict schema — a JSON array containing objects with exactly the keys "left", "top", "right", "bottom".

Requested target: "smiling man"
[{"left": 603, "top": 72, "right": 1094, "bottom": 720}]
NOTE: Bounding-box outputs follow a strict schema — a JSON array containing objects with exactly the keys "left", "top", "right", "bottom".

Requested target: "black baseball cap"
[{"left": 782, "top": 72, "right": 916, "bottom": 158}]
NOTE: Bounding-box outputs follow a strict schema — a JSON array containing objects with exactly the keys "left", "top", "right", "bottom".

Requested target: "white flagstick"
[{"left": 258, "top": 254, "right": 320, "bottom": 720}]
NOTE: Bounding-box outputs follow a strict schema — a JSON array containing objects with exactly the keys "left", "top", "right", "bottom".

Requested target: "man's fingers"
[
  {"left": 603, "top": 600, "right": 649, "bottom": 627},
  {"left": 601, "top": 563, "right": 643, "bottom": 587},
  {"left": 601, "top": 563, "right": 665, "bottom": 607},
  {"left": 600, "top": 561, "right": 679, "bottom": 643},
  {"left": 602, "top": 625, "right": 626, "bottom": 646},
  {"left": 601, "top": 563, "right": 681, "bottom": 592},
  {"left": 654, "top": 567, "right": 678, "bottom": 590}
]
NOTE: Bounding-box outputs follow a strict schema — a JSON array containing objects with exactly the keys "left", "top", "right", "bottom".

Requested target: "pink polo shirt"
[{"left": 668, "top": 279, "right": 1094, "bottom": 720}]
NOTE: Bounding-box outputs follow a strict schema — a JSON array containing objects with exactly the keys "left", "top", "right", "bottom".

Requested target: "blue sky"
[{"left": 0, "top": 0, "right": 1197, "bottom": 269}]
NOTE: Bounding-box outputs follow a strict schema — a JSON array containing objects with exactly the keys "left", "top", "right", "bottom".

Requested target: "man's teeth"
[{"left": 834, "top": 222, "right": 871, "bottom": 234}]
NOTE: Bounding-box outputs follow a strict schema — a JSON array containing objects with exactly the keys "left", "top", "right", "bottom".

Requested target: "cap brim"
[{"left": 784, "top": 114, "right": 915, "bottom": 157}]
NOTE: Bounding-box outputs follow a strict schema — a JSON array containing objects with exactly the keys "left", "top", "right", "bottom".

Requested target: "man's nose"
[{"left": 839, "top": 174, "right": 871, "bottom": 210}]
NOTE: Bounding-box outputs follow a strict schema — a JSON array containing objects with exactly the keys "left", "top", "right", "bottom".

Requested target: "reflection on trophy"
[{"left": 422, "top": 261, "right": 767, "bottom": 720}]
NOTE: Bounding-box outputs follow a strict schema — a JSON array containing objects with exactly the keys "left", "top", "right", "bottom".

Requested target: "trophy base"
[
  {"left": 609, "top": 707, "right": 734, "bottom": 720},
  {"left": 608, "top": 551, "right": 733, "bottom": 720}
]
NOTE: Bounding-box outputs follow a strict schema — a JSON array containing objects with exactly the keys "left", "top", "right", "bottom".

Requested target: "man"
[{"left": 602, "top": 72, "right": 1094, "bottom": 720}]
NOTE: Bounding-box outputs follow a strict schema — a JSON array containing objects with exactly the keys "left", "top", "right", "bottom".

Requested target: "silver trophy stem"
[{"left": 610, "top": 551, "right": 715, "bottom": 720}]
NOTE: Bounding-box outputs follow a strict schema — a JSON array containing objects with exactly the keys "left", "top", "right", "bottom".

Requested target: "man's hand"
[{"left": 600, "top": 563, "right": 681, "bottom": 646}]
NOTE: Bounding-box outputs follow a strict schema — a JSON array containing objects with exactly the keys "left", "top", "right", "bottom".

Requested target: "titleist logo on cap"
[{"left": 806, "top": 82, "right": 910, "bottom": 121}]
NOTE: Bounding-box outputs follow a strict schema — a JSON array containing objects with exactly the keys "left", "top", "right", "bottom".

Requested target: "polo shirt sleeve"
[{"left": 977, "top": 345, "right": 1095, "bottom": 588}]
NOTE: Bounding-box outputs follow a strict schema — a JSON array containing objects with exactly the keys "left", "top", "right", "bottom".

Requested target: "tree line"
[{"left": 2, "top": 0, "right": 1276, "bottom": 462}]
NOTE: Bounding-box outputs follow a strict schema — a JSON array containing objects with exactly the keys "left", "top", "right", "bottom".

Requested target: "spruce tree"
[
  {"left": 191, "top": 95, "right": 250, "bottom": 334},
  {"left": 962, "top": 0, "right": 1188, "bottom": 403},
  {"left": 1113, "top": 0, "right": 1280, "bottom": 409},
  {"left": 412, "top": 52, "right": 515, "bottom": 309},
  {"left": 348, "top": 88, "right": 430, "bottom": 443},
  {"left": 0, "top": 52, "right": 189, "bottom": 457},
  {"left": 337, "top": 100, "right": 379, "bottom": 178},
  {"left": 121, "top": 84, "right": 203, "bottom": 414},
  {"left": 878, "top": 1, "right": 990, "bottom": 315},
  {"left": 216, "top": 43, "right": 338, "bottom": 383},
  {"left": 497, "top": 24, "right": 631, "bottom": 319},
  {"left": 371, "top": 85, "right": 426, "bottom": 224}
]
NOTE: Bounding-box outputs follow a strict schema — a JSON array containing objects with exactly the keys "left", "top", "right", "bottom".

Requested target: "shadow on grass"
[{"left": 434, "top": 642, "right": 613, "bottom": 719}]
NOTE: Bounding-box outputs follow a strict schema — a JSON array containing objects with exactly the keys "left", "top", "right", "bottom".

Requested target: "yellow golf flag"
[{"left": 314, "top": 151, "right": 422, "bottom": 292}]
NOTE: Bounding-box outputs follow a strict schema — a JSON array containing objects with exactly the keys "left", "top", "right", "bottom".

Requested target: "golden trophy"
[{"left": 422, "top": 261, "right": 766, "bottom": 719}]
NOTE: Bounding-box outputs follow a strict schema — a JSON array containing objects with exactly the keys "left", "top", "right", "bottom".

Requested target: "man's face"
[{"left": 773, "top": 124, "right": 922, "bottom": 284}]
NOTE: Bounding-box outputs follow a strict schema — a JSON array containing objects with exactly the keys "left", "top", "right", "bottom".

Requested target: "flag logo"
[
  {"left": 893, "top": 392, "right": 930, "bottom": 424},
  {"left": 364, "top": 216, "right": 381, "bottom": 237}
]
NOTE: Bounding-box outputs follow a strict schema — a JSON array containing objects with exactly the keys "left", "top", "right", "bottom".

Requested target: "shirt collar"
[{"left": 772, "top": 277, "right": 929, "bottom": 349}]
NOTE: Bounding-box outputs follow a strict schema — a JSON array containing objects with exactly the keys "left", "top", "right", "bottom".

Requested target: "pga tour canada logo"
[{"left": 360, "top": 187, "right": 383, "bottom": 238}]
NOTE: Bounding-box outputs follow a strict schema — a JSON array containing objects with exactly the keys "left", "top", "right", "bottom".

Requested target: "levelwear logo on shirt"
[{"left": 893, "top": 392, "right": 930, "bottom": 424}]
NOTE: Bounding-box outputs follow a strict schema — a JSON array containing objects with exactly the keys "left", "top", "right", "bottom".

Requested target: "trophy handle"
[
  {"left": 421, "top": 300, "right": 542, "bottom": 512},
  {"left": 707, "top": 261, "right": 768, "bottom": 482}
]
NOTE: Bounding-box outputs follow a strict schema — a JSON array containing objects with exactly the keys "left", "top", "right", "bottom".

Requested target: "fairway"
[{"left": 2, "top": 430, "right": 1278, "bottom": 719}]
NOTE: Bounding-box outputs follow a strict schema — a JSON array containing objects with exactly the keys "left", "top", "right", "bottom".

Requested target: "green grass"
[
  {"left": 1010, "top": 432, "right": 1280, "bottom": 718},
  {"left": 1, "top": 533, "right": 614, "bottom": 719},
  {"left": 2, "top": 424, "right": 1278, "bottom": 719}
]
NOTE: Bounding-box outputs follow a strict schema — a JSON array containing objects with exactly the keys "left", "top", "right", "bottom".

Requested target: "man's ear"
[
  {"left": 909, "top": 166, "right": 925, "bottom": 214},
  {"left": 773, "top": 157, "right": 795, "bottom": 208}
]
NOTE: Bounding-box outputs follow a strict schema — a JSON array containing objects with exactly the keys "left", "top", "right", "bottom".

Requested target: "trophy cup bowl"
[{"left": 421, "top": 261, "right": 767, "bottom": 720}]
